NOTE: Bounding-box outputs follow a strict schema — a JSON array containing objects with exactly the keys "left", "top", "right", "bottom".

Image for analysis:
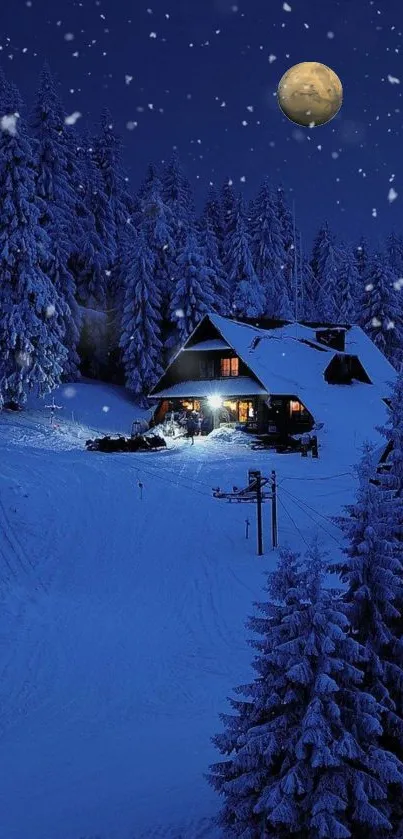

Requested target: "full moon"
[{"left": 277, "top": 62, "right": 343, "bottom": 127}]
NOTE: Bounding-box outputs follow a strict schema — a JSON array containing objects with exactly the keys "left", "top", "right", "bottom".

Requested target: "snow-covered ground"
[{"left": 0, "top": 381, "right": 389, "bottom": 839}]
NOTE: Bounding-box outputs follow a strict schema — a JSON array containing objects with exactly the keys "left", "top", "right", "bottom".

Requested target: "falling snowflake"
[
  {"left": 64, "top": 32, "right": 74, "bottom": 41},
  {"left": 175, "top": 309, "right": 185, "bottom": 318},
  {"left": 125, "top": 75, "right": 133, "bottom": 85},
  {"left": 387, "top": 320, "right": 395, "bottom": 330},
  {"left": 372, "top": 208, "right": 377, "bottom": 217},
  {"left": 65, "top": 111, "right": 82, "bottom": 126},
  {"left": 387, "top": 74, "right": 400, "bottom": 84},
  {"left": 268, "top": 54, "right": 277, "bottom": 63},
  {"left": 365, "top": 283, "right": 374, "bottom": 291},
  {"left": 371, "top": 317, "right": 381, "bottom": 327},
  {"left": 0, "top": 113, "right": 19, "bottom": 135},
  {"left": 46, "top": 304, "right": 56, "bottom": 318},
  {"left": 102, "top": 406, "right": 110, "bottom": 413},
  {"left": 283, "top": 2, "right": 292, "bottom": 10},
  {"left": 393, "top": 278, "right": 403, "bottom": 291},
  {"left": 388, "top": 187, "right": 398, "bottom": 202}
]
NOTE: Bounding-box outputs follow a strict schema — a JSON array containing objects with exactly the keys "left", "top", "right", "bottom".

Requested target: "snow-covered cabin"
[{"left": 149, "top": 314, "right": 396, "bottom": 438}]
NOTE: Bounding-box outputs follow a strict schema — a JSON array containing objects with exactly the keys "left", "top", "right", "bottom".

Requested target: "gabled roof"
[{"left": 150, "top": 313, "right": 396, "bottom": 440}]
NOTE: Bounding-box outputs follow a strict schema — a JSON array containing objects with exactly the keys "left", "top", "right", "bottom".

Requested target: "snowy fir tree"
[
  {"left": 198, "top": 194, "right": 230, "bottom": 315},
  {"left": 208, "top": 545, "right": 403, "bottom": 838},
  {"left": 169, "top": 229, "right": 215, "bottom": 349},
  {"left": 161, "top": 150, "right": 195, "bottom": 251},
  {"left": 138, "top": 173, "right": 175, "bottom": 320},
  {"left": 0, "top": 82, "right": 68, "bottom": 405},
  {"left": 74, "top": 131, "right": 116, "bottom": 310},
  {"left": 201, "top": 184, "right": 225, "bottom": 257},
  {"left": 337, "top": 245, "right": 360, "bottom": 324},
  {"left": 276, "top": 184, "right": 296, "bottom": 298},
  {"left": 119, "top": 230, "right": 163, "bottom": 404},
  {"left": 359, "top": 253, "right": 403, "bottom": 369},
  {"left": 310, "top": 222, "right": 342, "bottom": 322},
  {"left": 386, "top": 232, "right": 403, "bottom": 279},
  {"left": 334, "top": 444, "right": 403, "bottom": 816},
  {"left": 355, "top": 237, "right": 370, "bottom": 277},
  {"left": 93, "top": 110, "right": 133, "bottom": 307},
  {"left": 225, "top": 197, "right": 265, "bottom": 316},
  {"left": 220, "top": 178, "right": 238, "bottom": 241},
  {"left": 248, "top": 178, "right": 292, "bottom": 318},
  {"left": 30, "top": 64, "right": 82, "bottom": 377}
]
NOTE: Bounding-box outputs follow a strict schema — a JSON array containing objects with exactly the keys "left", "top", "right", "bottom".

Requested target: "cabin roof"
[
  {"left": 150, "top": 314, "right": 396, "bottom": 441},
  {"left": 148, "top": 376, "right": 267, "bottom": 398}
]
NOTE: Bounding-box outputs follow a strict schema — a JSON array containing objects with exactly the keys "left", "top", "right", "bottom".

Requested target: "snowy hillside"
[{"left": 0, "top": 382, "right": 389, "bottom": 839}]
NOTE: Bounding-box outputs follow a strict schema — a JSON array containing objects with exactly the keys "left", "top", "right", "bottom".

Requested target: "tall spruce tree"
[
  {"left": 119, "top": 230, "right": 163, "bottom": 404},
  {"left": 335, "top": 442, "right": 403, "bottom": 832},
  {"left": 359, "top": 253, "right": 403, "bottom": 369},
  {"left": 162, "top": 150, "right": 195, "bottom": 249},
  {"left": 30, "top": 64, "right": 81, "bottom": 377},
  {"left": 74, "top": 131, "right": 115, "bottom": 310},
  {"left": 387, "top": 232, "right": 403, "bottom": 278},
  {"left": 249, "top": 178, "right": 291, "bottom": 317},
  {"left": 0, "top": 82, "right": 68, "bottom": 405},
  {"left": 226, "top": 197, "right": 265, "bottom": 316},
  {"left": 198, "top": 197, "right": 230, "bottom": 315},
  {"left": 202, "top": 184, "right": 225, "bottom": 257},
  {"left": 169, "top": 229, "right": 214, "bottom": 349},
  {"left": 208, "top": 546, "right": 403, "bottom": 838},
  {"left": 139, "top": 174, "right": 174, "bottom": 320},
  {"left": 337, "top": 245, "right": 360, "bottom": 324},
  {"left": 311, "top": 223, "right": 342, "bottom": 322}
]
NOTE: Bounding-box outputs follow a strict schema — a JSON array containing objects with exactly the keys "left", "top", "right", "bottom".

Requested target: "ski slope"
[{"left": 0, "top": 381, "right": 389, "bottom": 839}]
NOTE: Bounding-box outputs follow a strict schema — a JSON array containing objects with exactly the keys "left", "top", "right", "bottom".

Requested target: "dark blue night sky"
[{"left": 1, "top": 0, "right": 402, "bottom": 247}]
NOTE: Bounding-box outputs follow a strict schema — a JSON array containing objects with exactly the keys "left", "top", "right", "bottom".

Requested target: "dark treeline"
[{"left": 0, "top": 64, "right": 402, "bottom": 408}]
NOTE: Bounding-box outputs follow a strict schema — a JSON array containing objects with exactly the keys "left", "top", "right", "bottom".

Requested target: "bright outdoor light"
[{"left": 207, "top": 394, "right": 222, "bottom": 410}]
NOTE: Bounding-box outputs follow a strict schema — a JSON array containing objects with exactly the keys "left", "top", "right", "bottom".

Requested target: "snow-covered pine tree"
[
  {"left": 356, "top": 236, "right": 370, "bottom": 277},
  {"left": 359, "top": 252, "right": 403, "bottom": 369},
  {"left": 337, "top": 244, "right": 360, "bottom": 324},
  {"left": 161, "top": 150, "right": 195, "bottom": 248},
  {"left": 30, "top": 64, "right": 82, "bottom": 378},
  {"left": 93, "top": 109, "right": 133, "bottom": 302},
  {"left": 169, "top": 229, "right": 215, "bottom": 349},
  {"left": 248, "top": 178, "right": 292, "bottom": 318},
  {"left": 310, "top": 222, "right": 342, "bottom": 322},
  {"left": 226, "top": 197, "right": 265, "bottom": 317},
  {"left": 202, "top": 184, "right": 225, "bottom": 258},
  {"left": 276, "top": 183, "right": 296, "bottom": 300},
  {"left": 198, "top": 198, "right": 230, "bottom": 315},
  {"left": 0, "top": 82, "right": 68, "bottom": 406},
  {"left": 208, "top": 545, "right": 403, "bottom": 838},
  {"left": 119, "top": 230, "right": 163, "bottom": 404},
  {"left": 74, "top": 130, "right": 115, "bottom": 310},
  {"left": 387, "top": 232, "right": 403, "bottom": 279},
  {"left": 139, "top": 173, "right": 174, "bottom": 320},
  {"left": 334, "top": 445, "right": 403, "bottom": 792}
]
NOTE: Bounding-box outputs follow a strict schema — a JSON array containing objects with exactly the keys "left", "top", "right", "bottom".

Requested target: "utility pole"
[
  {"left": 213, "top": 469, "right": 278, "bottom": 556},
  {"left": 271, "top": 470, "right": 278, "bottom": 549}
]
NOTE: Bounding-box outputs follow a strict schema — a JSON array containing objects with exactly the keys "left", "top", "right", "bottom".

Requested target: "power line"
[
  {"left": 279, "top": 484, "right": 342, "bottom": 528},
  {"left": 277, "top": 494, "right": 310, "bottom": 548},
  {"left": 128, "top": 461, "right": 212, "bottom": 499},
  {"left": 277, "top": 485, "right": 344, "bottom": 548},
  {"left": 278, "top": 472, "right": 353, "bottom": 484}
]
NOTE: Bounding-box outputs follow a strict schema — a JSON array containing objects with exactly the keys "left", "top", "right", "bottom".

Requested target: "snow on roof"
[
  {"left": 151, "top": 376, "right": 267, "bottom": 398},
  {"left": 183, "top": 338, "right": 229, "bottom": 351},
  {"left": 207, "top": 314, "right": 396, "bottom": 440}
]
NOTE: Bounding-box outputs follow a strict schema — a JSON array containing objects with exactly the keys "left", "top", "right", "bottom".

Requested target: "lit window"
[
  {"left": 220, "top": 357, "right": 239, "bottom": 377},
  {"left": 290, "top": 400, "right": 301, "bottom": 413}
]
